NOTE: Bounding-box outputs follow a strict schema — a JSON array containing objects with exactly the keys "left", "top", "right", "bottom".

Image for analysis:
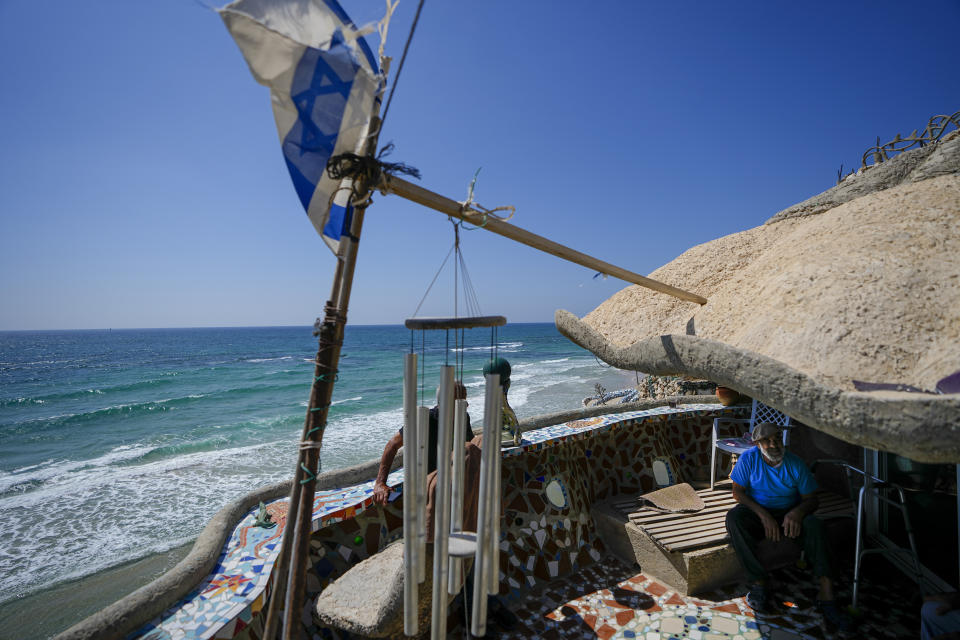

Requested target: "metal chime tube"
[
  {"left": 485, "top": 387, "right": 502, "bottom": 595},
  {"left": 488, "top": 406, "right": 502, "bottom": 595},
  {"left": 430, "top": 366, "right": 455, "bottom": 640},
  {"left": 448, "top": 397, "right": 468, "bottom": 594},
  {"left": 402, "top": 354, "right": 418, "bottom": 636},
  {"left": 417, "top": 406, "right": 429, "bottom": 583},
  {"left": 471, "top": 373, "right": 501, "bottom": 636}
]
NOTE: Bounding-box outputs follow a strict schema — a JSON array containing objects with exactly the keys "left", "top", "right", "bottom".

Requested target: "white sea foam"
[
  {"left": 246, "top": 356, "right": 295, "bottom": 363},
  {"left": 322, "top": 407, "right": 404, "bottom": 461},
  {"left": 438, "top": 354, "right": 619, "bottom": 423},
  {"left": 9, "top": 460, "right": 55, "bottom": 475},
  {"left": 450, "top": 341, "right": 523, "bottom": 353},
  {"left": 4, "top": 397, "right": 46, "bottom": 405},
  {"left": 0, "top": 398, "right": 410, "bottom": 602},
  {"left": 0, "top": 444, "right": 158, "bottom": 495},
  {"left": 0, "top": 437, "right": 296, "bottom": 603}
]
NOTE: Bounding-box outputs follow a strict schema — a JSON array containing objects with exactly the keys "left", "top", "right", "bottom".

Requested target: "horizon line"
[{"left": 0, "top": 319, "right": 558, "bottom": 333}]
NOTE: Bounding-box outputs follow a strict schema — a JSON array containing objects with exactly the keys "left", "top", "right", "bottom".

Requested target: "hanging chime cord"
[{"left": 380, "top": 0, "right": 425, "bottom": 128}]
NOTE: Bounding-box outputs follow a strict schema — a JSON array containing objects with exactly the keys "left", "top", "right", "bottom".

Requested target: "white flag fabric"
[{"left": 219, "top": 0, "right": 381, "bottom": 254}]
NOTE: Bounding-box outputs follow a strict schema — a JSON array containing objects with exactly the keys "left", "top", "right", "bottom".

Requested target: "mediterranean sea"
[{"left": 0, "top": 323, "right": 633, "bottom": 620}]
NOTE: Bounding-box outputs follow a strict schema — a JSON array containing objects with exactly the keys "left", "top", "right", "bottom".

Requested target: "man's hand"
[
  {"left": 760, "top": 511, "right": 781, "bottom": 541},
  {"left": 782, "top": 509, "right": 804, "bottom": 538},
  {"left": 373, "top": 432, "right": 403, "bottom": 506},
  {"left": 732, "top": 481, "right": 780, "bottom": 541},
  {"left": 372, "top": 480, "right": 390, "bottom": 505}
]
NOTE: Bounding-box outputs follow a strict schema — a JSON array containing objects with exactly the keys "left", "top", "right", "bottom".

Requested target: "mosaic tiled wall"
[
  {"left": 137, "top": 404, "right": 741, "bottom": 640},
  {"left": 494, "top": 409, "right": 734, "bottom": 603}
]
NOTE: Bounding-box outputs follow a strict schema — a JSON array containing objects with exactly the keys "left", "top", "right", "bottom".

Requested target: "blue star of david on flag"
[{"left": 220, "top": 0, "right": 382, "bottom": 255}]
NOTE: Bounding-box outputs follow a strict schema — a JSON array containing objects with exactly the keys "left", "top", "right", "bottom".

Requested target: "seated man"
[
  {"left": 372, "top": 380, "right": 474, "bottom": 506},
  {"left": 726, "top": 421, "right": 851, "bottom": 633}
]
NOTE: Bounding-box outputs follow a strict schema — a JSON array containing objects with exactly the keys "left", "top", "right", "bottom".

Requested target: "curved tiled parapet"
[
  {"left": 63, "top": 402, "right": 736, "bottom": 640},
  {"left": 555, "top": 309, "right": 960, "bottom": 464},
  {"left": 55, "top": 460, "right": 394, "bottom": 640}
]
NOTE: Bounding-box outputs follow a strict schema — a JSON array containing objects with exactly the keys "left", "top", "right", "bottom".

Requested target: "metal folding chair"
[{"left": 810, "top": 459, "right": 924, "bottom": 609}]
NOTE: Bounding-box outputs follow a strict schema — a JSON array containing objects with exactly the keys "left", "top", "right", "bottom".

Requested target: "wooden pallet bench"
[
  {"left": 594, "top": 485, "right": 854, "bottom": 595},
  {"left": 612, "top": 487, "right": 853, "bottom": 553}
]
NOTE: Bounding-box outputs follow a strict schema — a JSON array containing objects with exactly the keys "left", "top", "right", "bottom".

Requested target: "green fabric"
[{"left": 483, "top": 357, "right": 511, "bottom": 381}]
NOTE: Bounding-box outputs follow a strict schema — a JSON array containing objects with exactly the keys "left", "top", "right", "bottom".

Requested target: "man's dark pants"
[{"left": 725, "top": 503, "right": 834, "bottom": 584}]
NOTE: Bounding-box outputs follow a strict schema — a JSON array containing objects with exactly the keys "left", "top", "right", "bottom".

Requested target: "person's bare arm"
[
  {"left": 782, "top": 492, "right": 819, "bottom": 538},
  {"left": 372, "top": 432, "right": 403, "bottom": 505},
  {"left": 731, "top": 480, "right": 781, "bottom": 541}
]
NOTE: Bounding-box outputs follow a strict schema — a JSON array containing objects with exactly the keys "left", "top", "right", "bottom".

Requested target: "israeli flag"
[{"left": 220, "top": 0, "right": 382, "bottom": 254}]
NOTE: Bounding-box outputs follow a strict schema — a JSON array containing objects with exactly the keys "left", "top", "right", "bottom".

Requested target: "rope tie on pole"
[
  {"left": 327, "top": 143, "right": 421, "bottom": 208},
  {"left": 314, "top": 315, "right": 346, "bottom": 339},
  {"left": 456, "top": 168, "right": 514, "bottom": 230},
  {"left": 299, "top": 463, "right": 317, "bottom": 484}
]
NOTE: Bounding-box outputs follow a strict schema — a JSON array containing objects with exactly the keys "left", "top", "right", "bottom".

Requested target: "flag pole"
[
  {"left": 260, "top": 257, "right": 347, "bottom": 640},
  {"left": 266, "top": 100, "right": 384, "bottom": 638},
  {"left": 379, "top": 175, "right": 708, "bottom": 305}
]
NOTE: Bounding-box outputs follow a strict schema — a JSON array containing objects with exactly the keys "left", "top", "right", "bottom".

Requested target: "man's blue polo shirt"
[{"left": 730, "top": 447, "right": 817, "bottom": 510}]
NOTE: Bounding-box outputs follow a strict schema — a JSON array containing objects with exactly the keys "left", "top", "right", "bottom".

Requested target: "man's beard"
[{"left": 761, "top": 447, "right": 785, "bottom": 465}]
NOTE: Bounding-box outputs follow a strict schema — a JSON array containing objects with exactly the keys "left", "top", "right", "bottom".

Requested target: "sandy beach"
[{"left": 0, "top": 543, "right": 192, "bottom": 640}]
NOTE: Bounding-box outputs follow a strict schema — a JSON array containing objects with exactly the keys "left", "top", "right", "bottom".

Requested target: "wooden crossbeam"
[{"left": 380, "top": 175, "right": 708, "bottom": 305}]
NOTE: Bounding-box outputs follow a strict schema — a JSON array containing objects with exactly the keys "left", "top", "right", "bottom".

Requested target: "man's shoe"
[
  {"left": 817, "top": 599, "right": 853, "bottom": 635},
  {"left": 746, "top": 584, "right": 773, "bottom": 614}
]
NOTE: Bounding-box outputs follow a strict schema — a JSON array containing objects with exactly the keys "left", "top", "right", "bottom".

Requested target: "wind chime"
[{"left": 401, "top": 221, "right": 506, "bottom": 638}]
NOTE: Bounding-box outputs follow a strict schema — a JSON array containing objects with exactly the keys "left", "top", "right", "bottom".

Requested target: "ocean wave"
[
  {"left": 0, "top": 444, "right": 155, "bottom": 495},
  {"left": 0, "top": 377, "right": 176, "bottom": 407},
  {"left": 0, "top": 436, "right": 294, "bottom": 505},
  {"left": 0, "top": 396, "right": 46, "bottom": 407},
  {"left": 0, "top": 358, "right": 78, "bottom": 367},
  {"left": 0, "top": 437, "right": 297, "bottom": 605},
  {"left": 10, "top": 459, "right": 56, "bottom": 474},
  {"left": 450, "top": 341, "right": 524, "bottom": 353},
  {"left": 133, "top": 437, "right": 234, "bottom": 463},
  {"left": 245, "top": 355, "right": 295, "bottom": 363},
  {"left": 1, "top": 383, "right": 309, "bottom": 433}
]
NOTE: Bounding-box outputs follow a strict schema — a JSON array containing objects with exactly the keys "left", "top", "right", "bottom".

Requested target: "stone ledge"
[{"left": 556, "top": 309, "right": 960, "bottom": 464}]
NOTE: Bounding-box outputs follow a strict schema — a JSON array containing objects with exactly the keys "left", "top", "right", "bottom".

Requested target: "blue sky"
[{"left": 1, "top": 1, "right": 958, "bottom": 330}]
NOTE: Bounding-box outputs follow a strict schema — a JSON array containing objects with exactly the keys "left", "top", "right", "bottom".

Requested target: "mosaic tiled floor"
[{"left": 482, "top": 555, "right": 921, "bottom": 640}]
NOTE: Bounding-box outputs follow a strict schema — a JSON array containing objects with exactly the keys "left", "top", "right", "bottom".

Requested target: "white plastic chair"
[{"left": 710, "top": 399, "right": 792, "bottom": 489}]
